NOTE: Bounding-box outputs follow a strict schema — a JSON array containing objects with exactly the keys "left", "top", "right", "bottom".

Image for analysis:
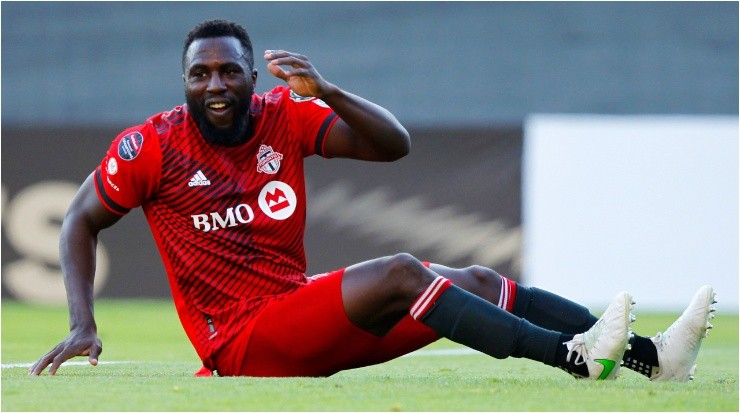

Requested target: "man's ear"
[{"left": 252, "top": 69, "right": 258, "bottom": 84}]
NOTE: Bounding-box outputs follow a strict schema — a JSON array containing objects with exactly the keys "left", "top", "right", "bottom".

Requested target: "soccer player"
[{"left": 29, "top": 19, "right": 716, "bottom": 381}]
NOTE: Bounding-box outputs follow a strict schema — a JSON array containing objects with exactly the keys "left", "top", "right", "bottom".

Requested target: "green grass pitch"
[{"left": 2, "top": 299, "right": 737, "bottom": 411}]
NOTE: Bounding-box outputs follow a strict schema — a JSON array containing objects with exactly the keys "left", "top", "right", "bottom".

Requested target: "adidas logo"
[{"left": 188, "top": 170, "right": 211, "bottom": 187}]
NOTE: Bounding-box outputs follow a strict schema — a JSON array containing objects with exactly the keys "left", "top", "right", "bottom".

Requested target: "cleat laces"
[{"left": 564, "top": 338, "right": 588, "bottom": 366}]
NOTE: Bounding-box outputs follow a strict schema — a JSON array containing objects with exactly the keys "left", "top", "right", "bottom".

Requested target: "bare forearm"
[
  {"left": 30, "top": 171, "right": 115, "bottom": 375},
  {"left": 263, "top": 50, "right": 410, "bottom": 161},
  {"left": 321, "top": 85, "right": 411, "bottom": 161},
  {"left": 59, "top": 212, "right": 99, "bottom": 332}
]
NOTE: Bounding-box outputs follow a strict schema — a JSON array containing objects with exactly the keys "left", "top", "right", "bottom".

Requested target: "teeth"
[{"left": 209, "top": 102, "right": 227, "bottom": 109}]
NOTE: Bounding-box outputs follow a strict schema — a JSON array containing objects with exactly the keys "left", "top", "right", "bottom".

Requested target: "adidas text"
[
  {"left": 188, "top": 170, "right": 211, "bottom": 187},
  {"left": 188, "top": 180, "right": 211, "bottom": 187}
]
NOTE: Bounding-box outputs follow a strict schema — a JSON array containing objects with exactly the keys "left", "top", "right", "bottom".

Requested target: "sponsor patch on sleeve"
[
  {"left": 311, "top": 99, "right": 329, "bottom": 108},
  {"left": 118, "top": 132, "right": 144, "bottom": 161},
  {"left": 289, "top": 89, "right": 329, "bottom": 107},
  {"left": 106, "top": 157, "right": 118, "bottom": 175},
  {"left": 289, "top": 89, "right": 313, "bottom": 102}
]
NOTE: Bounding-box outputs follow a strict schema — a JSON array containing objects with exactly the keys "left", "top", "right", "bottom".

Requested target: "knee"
[
  {"left": 463, "top": 265, "right": 501, "bottom": 287},
  {"left": 381, "top": 253, "right": 432, "bottom": 297},
  {"left": 384, "top": 253, "right": 426, "bottom": 279},
  {"left": 452, "top": 265, "right": 502, "bottom": 301}
]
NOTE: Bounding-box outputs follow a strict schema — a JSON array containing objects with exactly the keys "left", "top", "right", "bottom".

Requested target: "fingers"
[
  {"left": 264, "top": 50, "right": 310, "bottom": 76},
  {"left": 29, "top": 353, "right": 66, "bottom": 376},
  {"left": 266, "top": 60, "right": 288, "bottom": 81},
  {"left": 48, "top": 345, "right": 80, "bottom": 375},
  {"left": 48, "top": 354, "right": 67, "bottom": 376},
  {"left": 28, "top": 354, "right": 53, "bottom": 376},
  {"left": 28, "top": 345, "right": 62, "bottom": 376},
  {"left": 263, "top": 49, "right": 327, "bottom": 98},
  {"left": 264, "top": 50, "right": 307, "bottom": 63},
  {"left": 89, "top": 341, "right": 103, "bottom": 366},
  {"left": 28, "top": 339, "right": 103, "bottom": 376}
]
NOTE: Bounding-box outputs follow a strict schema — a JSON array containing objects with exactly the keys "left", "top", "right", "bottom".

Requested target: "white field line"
[
  {"left": 3, "top": 348, "right": 482, "bottom": 369},
  {"left": 2, "top": 360, "right": 134, "bottom": 369}
]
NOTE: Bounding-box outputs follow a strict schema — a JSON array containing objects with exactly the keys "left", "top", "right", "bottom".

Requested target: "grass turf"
[{"left": 2, "top": 299, "right": 738, "bottom": 411}]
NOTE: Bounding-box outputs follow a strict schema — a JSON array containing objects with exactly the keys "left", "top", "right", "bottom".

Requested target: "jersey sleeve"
[
  {"left": 284, "top": 88, "right": 340, "bottom": 158},
  {"left": 94, "top": 123, "right": 162, "bottom": 215}
]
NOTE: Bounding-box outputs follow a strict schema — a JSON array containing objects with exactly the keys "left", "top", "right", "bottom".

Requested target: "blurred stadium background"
[{"left": 1, "top": 2, "right": 737, "bottom": 311}]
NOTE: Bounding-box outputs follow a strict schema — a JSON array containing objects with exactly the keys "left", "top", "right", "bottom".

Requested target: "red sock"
[
  {"left": 498, "top": 276, "right": 518, "bottom": 312},
  {"left": 410, "top": 276, "right": 453, "bottom": 320}
]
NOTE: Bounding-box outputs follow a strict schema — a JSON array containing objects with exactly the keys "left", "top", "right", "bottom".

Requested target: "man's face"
[{"left": 183, "top": 36, "right": 257, "bottom": 146}]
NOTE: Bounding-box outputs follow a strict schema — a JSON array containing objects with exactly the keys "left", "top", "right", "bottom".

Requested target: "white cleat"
[
  {"left": 650, "top": 285, "right": 717, "bottom": 382},
  {"left": 564, "top": 291, "right": 634, "bottom": 380}
]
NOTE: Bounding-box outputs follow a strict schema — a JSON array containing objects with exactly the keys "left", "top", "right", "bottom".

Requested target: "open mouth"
[
  {"left": 204, "top": 100, "right": 235, "bottom": 128},
  {"left": 207, "top": 101, "right": 231, "bottom": 114}
]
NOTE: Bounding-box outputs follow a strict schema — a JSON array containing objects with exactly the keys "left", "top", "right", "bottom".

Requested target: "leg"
[
  {"left": 429, "top": 263, "right": 598, "bottom": 333},
  {"left": 215, "top": 269, "right": 391, "bottom": 376},
  {"left": 341, "top": 253, "right": 440, "bottom": 336},
  {"left": 215, "top": 258, "right": 441, "bottom": 377},
  {"left": 427, "top": 263, "right": 717, "bottom": 381},
  {"left": 342, "top": 254, "right": 558, "bottom": 363},
  {"left": 342, "top": 254, "right": 630, "bottom": 379},
  {"left": 217, "top": 254, "right": 631, "bottom": 379},
  {"left": 341, "top": 254, "right": 573, "bottom": 340},
  {"left": 428, "top": 263, "right": 653, "bottom": 379}
]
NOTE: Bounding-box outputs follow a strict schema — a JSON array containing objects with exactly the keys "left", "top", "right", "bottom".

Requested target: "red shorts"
[{"left": 213, "top": 267, "right": 439, "bottom": 377}]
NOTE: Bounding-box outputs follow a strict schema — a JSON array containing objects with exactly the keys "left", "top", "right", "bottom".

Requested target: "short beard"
[{"left": 186, "top": 97, "right": 251, "bottom": 147}]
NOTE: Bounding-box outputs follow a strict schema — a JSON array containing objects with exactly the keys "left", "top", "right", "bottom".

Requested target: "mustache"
[{"left": 186, "top": 96, "right": 251, "bottom": 147}]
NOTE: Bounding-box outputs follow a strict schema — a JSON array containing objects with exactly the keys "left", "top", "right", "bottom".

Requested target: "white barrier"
[{"left": 523, "top": 114, "right": 738, "bottom": 312}]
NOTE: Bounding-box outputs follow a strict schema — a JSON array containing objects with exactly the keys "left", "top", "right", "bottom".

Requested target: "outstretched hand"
[
  {"left": 264, "top": 50, "right": 337, "bottom": 99},
  {"left": 28, "top": 328, "right": 102, "bottom": 376}
]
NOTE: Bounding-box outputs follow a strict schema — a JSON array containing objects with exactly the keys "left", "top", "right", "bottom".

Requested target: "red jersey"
[{"left": 93, "top": 86, "right": 339, "bottom": 368}]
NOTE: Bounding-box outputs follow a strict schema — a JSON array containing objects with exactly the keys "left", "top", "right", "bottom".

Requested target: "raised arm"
[
  {"left": 264, "top": 50, "right": 411, "bottom": 161},
  {"left": 29, "top": 173, "right": 122, "bottom": 375}
]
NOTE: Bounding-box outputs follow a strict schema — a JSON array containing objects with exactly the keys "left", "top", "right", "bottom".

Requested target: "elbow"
[
  {"left": 386, "top": 144, "right": 410, "bottom": 162},
  {"left": 383, "top": 129, "right": 411, "bottom": 162},
  {"left": 398, "top": 130, "right": 411, "bottom": 158}
]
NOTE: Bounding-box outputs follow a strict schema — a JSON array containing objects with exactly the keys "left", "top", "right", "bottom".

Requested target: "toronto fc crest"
[{"left": 256, "top": 144, "right": 284, "bottom": 174}]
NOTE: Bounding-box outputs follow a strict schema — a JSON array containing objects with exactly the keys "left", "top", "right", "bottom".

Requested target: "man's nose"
[{"left": 207, "top": 73, "right": 227, "bottom": 93}]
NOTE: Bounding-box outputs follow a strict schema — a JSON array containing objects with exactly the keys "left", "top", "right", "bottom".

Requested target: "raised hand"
[{"left": 264, "top": 50, "right": 337, "bottom": 99}]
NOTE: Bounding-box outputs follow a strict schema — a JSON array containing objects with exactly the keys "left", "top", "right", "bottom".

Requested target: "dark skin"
[{"left": 30, "top": 36, "right": 504, "bottom": 375}]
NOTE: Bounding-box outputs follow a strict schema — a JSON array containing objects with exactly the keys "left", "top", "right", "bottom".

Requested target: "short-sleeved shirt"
[{"left": 93, "top": 86, "right": 339, "bottom": 368}]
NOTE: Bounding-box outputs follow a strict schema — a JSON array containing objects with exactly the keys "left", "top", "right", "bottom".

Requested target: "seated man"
[{"left": 29, "top": 19, "right": 716, "bottom": 381}]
